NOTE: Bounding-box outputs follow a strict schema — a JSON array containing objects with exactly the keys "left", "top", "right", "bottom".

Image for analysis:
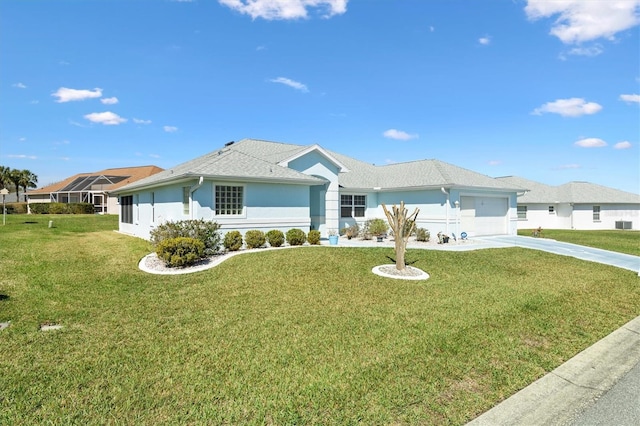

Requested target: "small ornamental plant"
[
  {"left": 368, "top": 218, "right": 389, "bottom": 237},
  {"left": 415, "top": 227, "right": 430, "bottom": 242},
  {"left": 156, "top": 237, "right": 205, "bottom": 268},
  {"left": 307, "top": 230, "right": 321, "bottom": 245},
  {"left": 286, "top": 228, "right": 306, "bottom": 246},
  {"left": 266, "top": 229, "right": 285, "bottom": 247},
  {"left": 244, "top": 230, "right": 266, "bottom": 249},
  {"left": 223, "top": 230, "right": 243, "bottom": 251}
]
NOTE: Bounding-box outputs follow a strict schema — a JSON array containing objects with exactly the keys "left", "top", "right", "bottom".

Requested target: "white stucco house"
[
  {"left": 114, "top": 139, "right": 522, "bottom": 240},
  {"left": 497, "top": 176, "right": 640, "bottom": 231}
]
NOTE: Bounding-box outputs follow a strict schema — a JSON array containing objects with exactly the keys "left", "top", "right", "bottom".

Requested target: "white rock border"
[{"left": 372, "top": 264, "right": 430, "bottom": 281}]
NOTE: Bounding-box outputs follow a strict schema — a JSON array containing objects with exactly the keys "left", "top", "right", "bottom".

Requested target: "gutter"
[{"left": 189, "top": 176, "right": 204, "bottom": 219}]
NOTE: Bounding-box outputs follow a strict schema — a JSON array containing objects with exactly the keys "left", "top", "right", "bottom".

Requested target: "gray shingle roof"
[
  {"left": 117, "top": 138, "right": 522, "bottom": 193},
  {"left": 116, "top": 142, "right": 325, "bottom": 192},
  {"left": 496, "top": 176, "right": 640, "bottom": 204}
]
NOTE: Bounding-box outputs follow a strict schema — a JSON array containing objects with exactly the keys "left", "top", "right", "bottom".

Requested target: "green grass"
[
  {"left": 519, "top": 228, "right": 640, "bottom": 256},
  {"left": 1, "top": 215, "right": 639, "bottom": 424}
]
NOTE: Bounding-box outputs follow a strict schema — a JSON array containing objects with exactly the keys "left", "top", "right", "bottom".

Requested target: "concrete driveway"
[{"left": 477, "top": 235, "right": 640, "bottom": 274}]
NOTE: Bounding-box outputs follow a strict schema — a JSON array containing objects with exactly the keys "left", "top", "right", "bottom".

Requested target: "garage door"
[{"left": 460, "top": 196, "right": 508, "bottom": 236}]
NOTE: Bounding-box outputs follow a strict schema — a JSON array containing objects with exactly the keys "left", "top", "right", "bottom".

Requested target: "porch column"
[{"left": 325, "top": 180, "right": 340, "bottom": 236}]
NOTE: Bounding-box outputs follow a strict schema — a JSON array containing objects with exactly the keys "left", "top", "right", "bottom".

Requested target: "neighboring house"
[
  {"left": 497, "top": 176, "right": 640, "bottom": 231},
  {"left": 27, "top": 166, "right": 164, "bottom": 214},
  {"left": 114, "top": 139, "right": 522, "bottom": 240}
]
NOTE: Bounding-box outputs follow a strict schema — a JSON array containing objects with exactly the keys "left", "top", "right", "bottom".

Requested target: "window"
[
  {"left": 593, "top": 206, "right": 600, "bottom": 221},
  {"left": 135, "top": 194, "right": 139, "bottom": 222},
  {"left": 517, "top": 205, "right": 527, "bottom": 220},
  {"left": 151, "top": 192, "right": 155, "bottom": 222},
  {"left": 120, "top": 195, "right": 133, "bottom": 224},
  {"left": 548, "top": 205, "right": 554, "bottom": 214},
  {"left": 215, "top": 185, "right": 244, "bottom": 216},
  {"left": 183, "top": 187, "right": 190, "bottom": 215},
  {"left": 341, "top": 194, "right": 366, "bottom": 218}
]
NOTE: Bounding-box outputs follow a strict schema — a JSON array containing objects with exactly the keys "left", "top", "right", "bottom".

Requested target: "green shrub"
[
  {"left": 4, "top": 203, "right": 27, "bottom": 214},
  {"left": 286, "top": 228, "right": 306, "bottom": 246},
  {"left": 307, "top": 230, "right": 321, "bottom": 245},
  {"left": 156, "top": 237, "right": 205, "bottom": 268},
  {"left": 150, "top": 219, "right": 221, "bottom": 256},
  {"left": 416, "top": 228, "right": 430, "bottom": 242},
  {"left": 368, "top": 218, "right": 388, "bottom": 237},
  {"left": 266, "top": 229, "right": 285, "bottom": 247},
  {"left": 244, "top": 230, "right": 266, "bottom": 249},
  {"left": 27, "top": 202, "right": 94, "bottom": 214},
  {"left": 223, "top": 230, "right": 243, "bottom": 251}
]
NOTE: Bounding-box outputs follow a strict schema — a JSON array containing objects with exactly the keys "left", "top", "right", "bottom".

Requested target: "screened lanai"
[{"left": 49, "top": 175, "right": 130, "bottom": 213}]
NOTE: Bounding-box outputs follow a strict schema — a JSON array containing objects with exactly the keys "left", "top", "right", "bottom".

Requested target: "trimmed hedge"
[
  {"left": 286, "top": 228, "right": 306, "bottom": 246},
  {"left": 307, "top": 230, "right": 321, "bottom": 245},
  {"left": 3, "top": 203, "right": 28, "bottom": 214},
  {"left": 223, "top": 231, "right": 243, "bottom": 252},
  {"left": 244, "top": 230, "right": 266, "bottom": 249},
  {"left": 150, "top": 219, "right": 221, "bottom": 256},
  {"left": 266, "top": 230, "right": 285, "bottom": 248},
  {"left": 156, "top": 237, "right": 205, "bottom": 268},
  {"left": 28, "top": 202, "right": 94, "bottom": 214}
]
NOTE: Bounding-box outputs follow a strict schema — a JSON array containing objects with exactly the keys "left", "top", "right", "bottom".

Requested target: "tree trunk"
[{"left": 382, "top": 202, "right": 420, "bottom": 271}]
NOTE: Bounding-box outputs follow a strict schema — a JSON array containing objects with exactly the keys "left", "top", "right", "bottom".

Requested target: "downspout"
[
  {"left": 190, "top": 176, "right": 204, "bottom": 219},
  {"left": 441, "top": 187, "right": 449, "bottom": 234}
]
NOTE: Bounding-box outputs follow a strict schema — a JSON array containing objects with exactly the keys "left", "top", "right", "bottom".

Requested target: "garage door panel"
[{"left": 460, "top": 196, "right": 508, "bottom": 236}]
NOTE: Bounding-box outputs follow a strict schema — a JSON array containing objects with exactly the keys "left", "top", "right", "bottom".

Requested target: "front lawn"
[
  {"left": 1, "top": 215, "right": 639, "bottom": 424},
  {"left": 518, "top": 228, "right": 640, "bottom": 256}
]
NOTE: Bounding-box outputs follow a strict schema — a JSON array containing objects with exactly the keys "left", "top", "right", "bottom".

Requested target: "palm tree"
[
  {"left": 9, "top": 169, "right": 22, "bottom": 201},
  {"left": 0, "top": 166, "right": 11, "bottom": 190},
  {"left": 18, "top": 169, "right": 38, "bottom": 202}
]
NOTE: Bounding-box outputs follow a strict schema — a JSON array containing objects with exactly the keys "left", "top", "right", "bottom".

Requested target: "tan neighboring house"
[{"left": 27, "top": 166, "right": 163, "bottom": 214}]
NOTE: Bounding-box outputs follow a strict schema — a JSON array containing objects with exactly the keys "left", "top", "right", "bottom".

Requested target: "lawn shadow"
[{"left": 0, "top": 293, "right": 9, "bottom": 301}]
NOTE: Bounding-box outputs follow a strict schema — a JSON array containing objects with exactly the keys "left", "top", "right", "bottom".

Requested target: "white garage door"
[{"left": 460, "top": 196, "right": 508, "bottom": 236}]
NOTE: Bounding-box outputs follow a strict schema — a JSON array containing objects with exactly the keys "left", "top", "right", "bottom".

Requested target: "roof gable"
[{"left": 277, "top": 144, "right": 349, "bottom": 172}]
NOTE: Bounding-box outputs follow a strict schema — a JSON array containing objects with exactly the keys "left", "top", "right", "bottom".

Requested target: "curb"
[{"left": 467, "top": 315, "right": 640, "bottom": 425}]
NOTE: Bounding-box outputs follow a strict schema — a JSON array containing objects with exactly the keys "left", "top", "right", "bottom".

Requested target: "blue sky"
[{"left": 2, "top": 0, "right": 639, "bottom": 194}]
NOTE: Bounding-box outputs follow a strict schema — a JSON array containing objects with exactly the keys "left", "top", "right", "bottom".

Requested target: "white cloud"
[
  {"left": 560, "top": 44, "right": 604, "bottom": 59},
  {"left": 488, "top": 160, "right": 501, "bottom": 166},
  {"left": 19, "top": 137, "right": 26, "bottom": 142},
  {"left": 619, "top": 93, "right": 640, "bottom": 103},
  {"left": 83, "top": 111, "right": 127, "bottom": 125},
  {"left": 555, "top": 164, "right": 581, "bottom": 170},
  {"left": 149, "top": 154, "right": 161, "bottom": 158},
  {"left": 53, "top": 87, "right": 102, "bottom": 103},
  {"left": 12, "top": 82, "right": 27, "bottom": 89},
  {"left": 479, "top": 36, "right": 491, "bottom": 45},
  {"left": 7, "top": 154, "right": 37, "bottom": 160},
  {"left": 574, "top": 137, "right": 607, "bottom": 148},
  {"left": 269, "top": 77, "right": 309, "bottom": 92},
  {"left": 614, "top": 141, "right": 632, "bottom": 149},
  {"left": 525, "top": 0, "right": 640, "bottom": 44},
  {"left": 429, "top": 26, "right": 435, "bottom": 32},
  {"left": 163, "top": 126, "right": 178, "bottom": 132},
  {"left": 532, "top": 98, "right": 602, "bottom": 117},
  {"left": 133, "top": 118, "right": 152, "bottom": 125},
  {"left": 101, "top": 97, "right": 119, "bottom": 105},
  {"left": 219, "top": 0, "right": 348, "bottom": 20},
  {"left": 383, "top": 129, "right": 418, "bottom": 141}
]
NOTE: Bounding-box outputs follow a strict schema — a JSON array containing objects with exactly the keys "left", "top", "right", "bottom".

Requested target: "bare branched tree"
[{"left": 382, "top": 201, "right": 420, "bottom": 270}]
